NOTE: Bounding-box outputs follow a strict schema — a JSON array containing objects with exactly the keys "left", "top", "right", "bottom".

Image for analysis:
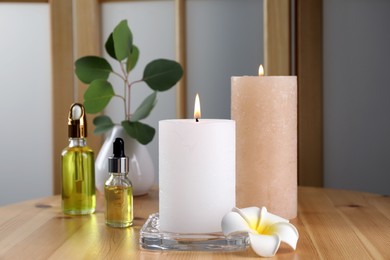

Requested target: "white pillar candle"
[
  {"left": 231, "top": 66, "right": 297, "bottom": 220},
  {"left": 159, "top": 110, "right": 235, "bottom": 233}
]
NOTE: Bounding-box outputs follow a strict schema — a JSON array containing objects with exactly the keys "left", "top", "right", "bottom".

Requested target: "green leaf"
[
  {"left": 93, "top": 115, "right": 115, "bottom": 134},
  {"left": 113, "top": 20, "right": 133, "bottom": 61},
  {"left": 143, "top": 59, "right": 183, "bottom": 91},
  {"left": 126, "top": 45, "right": 139, "bottom": 73},
  {"left": 130, "top": 92, "right": 157, "bottom": 122},
  {"left": 83, "top": 79, "right": 115, "bottom": 114},
  {"left": 105, "top": 33, "right": 116, "bottom": 60},
  {"left": 121, "top": 120, "right": 155, "bottom": 145},
  {"left": 75, "top": 56, "right": 112, "bottom": 84}
]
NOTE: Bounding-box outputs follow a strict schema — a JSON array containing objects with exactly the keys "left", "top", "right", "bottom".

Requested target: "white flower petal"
[
  {"left": 269, "top": 222, "right": 299, "bottom": 250},
  {"left": 249, "top": 233, "right": 281, "bottom": 257},
  {"left": 258, "top": 207, "right": 289, "bottom": 234},
  {"left": 222, "top": 206, "right": 299, "bottom": 257},
  {"left": 261, "top": 207, "right": 289, "bottom": 224},
  {"left": 221, "top": 212, "right": 254, "bottom": 236},
  {"left": 232, "top": 207, "right": 261, "bottom": 230}
]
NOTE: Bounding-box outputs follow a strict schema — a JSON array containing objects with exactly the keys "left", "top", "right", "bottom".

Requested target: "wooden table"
[{"left": 0, "top": 187, "right": 389, "bottom": 259}]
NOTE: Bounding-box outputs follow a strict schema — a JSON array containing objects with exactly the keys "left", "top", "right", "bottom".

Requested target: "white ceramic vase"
[{"left": 95, "top": 125, "right": 155, "bottom": 196}]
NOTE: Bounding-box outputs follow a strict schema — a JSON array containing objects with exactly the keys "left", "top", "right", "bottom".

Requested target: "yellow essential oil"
[
  {"left": 61, "top": 103, "right": 96, "bottom": 215},
  {"left": 62, "top": 142, "right": 96, "bottom": 215},
  {"left": 105, "top": 185, "right": 133, "bottom": 227},
  {"left": 105, "top": 137, "right": 133, "bottom": 228}
]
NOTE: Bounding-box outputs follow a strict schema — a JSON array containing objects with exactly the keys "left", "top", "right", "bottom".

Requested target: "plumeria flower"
[{"left": 221, "top": 207, "right": 299, "bottom": 257}]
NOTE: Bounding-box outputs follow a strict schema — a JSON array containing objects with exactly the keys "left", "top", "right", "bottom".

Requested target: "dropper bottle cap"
[
  {"left": 108, "top": 138, "right": 129, "bottom": 174},
  {"left": 68, "top": 103, "right": 87, "bottom": 138}
]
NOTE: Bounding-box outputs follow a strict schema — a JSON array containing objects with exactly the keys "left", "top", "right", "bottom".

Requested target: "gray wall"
[
  {"left": 0, "top": 3, "right": 52, "bottom": 206},
  {"left": 323, "top": 0, "right": 390, "bottom": 195},
  {"left": 186, "top": 0, "right": 263, "bottom": 119}
]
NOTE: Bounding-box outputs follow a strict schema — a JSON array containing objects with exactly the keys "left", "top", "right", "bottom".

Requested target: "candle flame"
[
  {"left": 194, "top": 93, "right": 201, "bottom": 121},
  {"left": 258, "top": 65, "right": 264, "bottom": 76}
]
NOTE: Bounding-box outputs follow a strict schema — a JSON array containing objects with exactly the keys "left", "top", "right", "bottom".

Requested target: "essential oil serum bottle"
[
  {"left": 105, "top": 138, "right": 133, "bottom": 227},
  {"left": 61, "top": 103, "right": 96, "bottom": 215}
]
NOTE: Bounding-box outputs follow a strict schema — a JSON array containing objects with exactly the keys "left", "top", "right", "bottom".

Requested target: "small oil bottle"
[
  {"left": 61, "top": 103, "right": 96, "bottom": 215},
  {"left": 105, "top": 138, "right": 133, "bottom": 227}
]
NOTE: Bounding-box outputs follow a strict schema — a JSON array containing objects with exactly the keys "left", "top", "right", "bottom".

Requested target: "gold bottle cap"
[{"left": 68, "top": 103, "right": 87, "bottom": 138}]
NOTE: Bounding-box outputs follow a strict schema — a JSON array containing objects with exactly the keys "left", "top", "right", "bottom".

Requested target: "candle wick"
[{"left": 196, "top": 118, "right": 199, "bottom": 122}]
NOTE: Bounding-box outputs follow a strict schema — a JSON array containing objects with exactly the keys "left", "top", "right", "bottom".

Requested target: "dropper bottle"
[
  {"left": 61, "top": 103, "right": 96, "bottom": 215},
  {"left": 105, "top": 138, "right": 133, "bottom": 227}
]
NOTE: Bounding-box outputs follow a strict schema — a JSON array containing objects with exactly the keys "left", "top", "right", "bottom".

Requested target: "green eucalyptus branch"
[
  {"left": 74, "top": 19, "right": 183, "bottom": 145},
  {"left": 111, "top": 70, "right": 126, "bottom": 81}
]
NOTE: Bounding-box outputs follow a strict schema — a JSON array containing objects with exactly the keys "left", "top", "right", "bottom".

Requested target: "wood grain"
[
  {"left": 1, "top": 187, "right": 389, "bottom": 259},
  {"left": 175, "top": 0, "right": 187, "bottom": 119},
  {"left": 50, "top": 0, "right": 75, "bottom": 194},
  {"left": 263, "top": 0, "right": 291, "bottom": 75},
  {"left": 295, "top": 0, "right": 323, "bottom": 187}
]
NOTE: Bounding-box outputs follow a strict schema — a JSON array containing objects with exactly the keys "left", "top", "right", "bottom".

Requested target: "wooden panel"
[
  {"left": 263, "top": 0, "right": 290, "bottom": 75},
  {"left": 296, "top": 0, "right": 323, "bottom": 186},
  {"left": 175, "top": 0, "right": 187, "bottom": 118},
  {"left": 50, "top": 0, "right": 75, "bottom": 194},
  {"left": 264, "top": 0, "right": 323, "bottom": 186},
  {"left": 74, "top": 0, "right": 103, "bottom": 154},
  {"left": 100, "top": 0, "right": 169, "bottom": 2},
  {"left": 4, "top": 0, "right": 47, "bottom": 2}
]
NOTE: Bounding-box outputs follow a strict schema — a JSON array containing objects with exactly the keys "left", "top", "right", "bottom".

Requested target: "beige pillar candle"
[{"left": 231, "top": 68, "right": 297, "bottom": 219}]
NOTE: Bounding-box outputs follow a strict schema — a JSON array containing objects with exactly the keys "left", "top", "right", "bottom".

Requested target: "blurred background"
[{"left": 0, "top": 0, "right": 389, "bottom": 206}]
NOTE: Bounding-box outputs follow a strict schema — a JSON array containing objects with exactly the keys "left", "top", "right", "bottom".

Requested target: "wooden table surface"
[{"left": 0, "top": 187, "right": 389, "bottom": 259}]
